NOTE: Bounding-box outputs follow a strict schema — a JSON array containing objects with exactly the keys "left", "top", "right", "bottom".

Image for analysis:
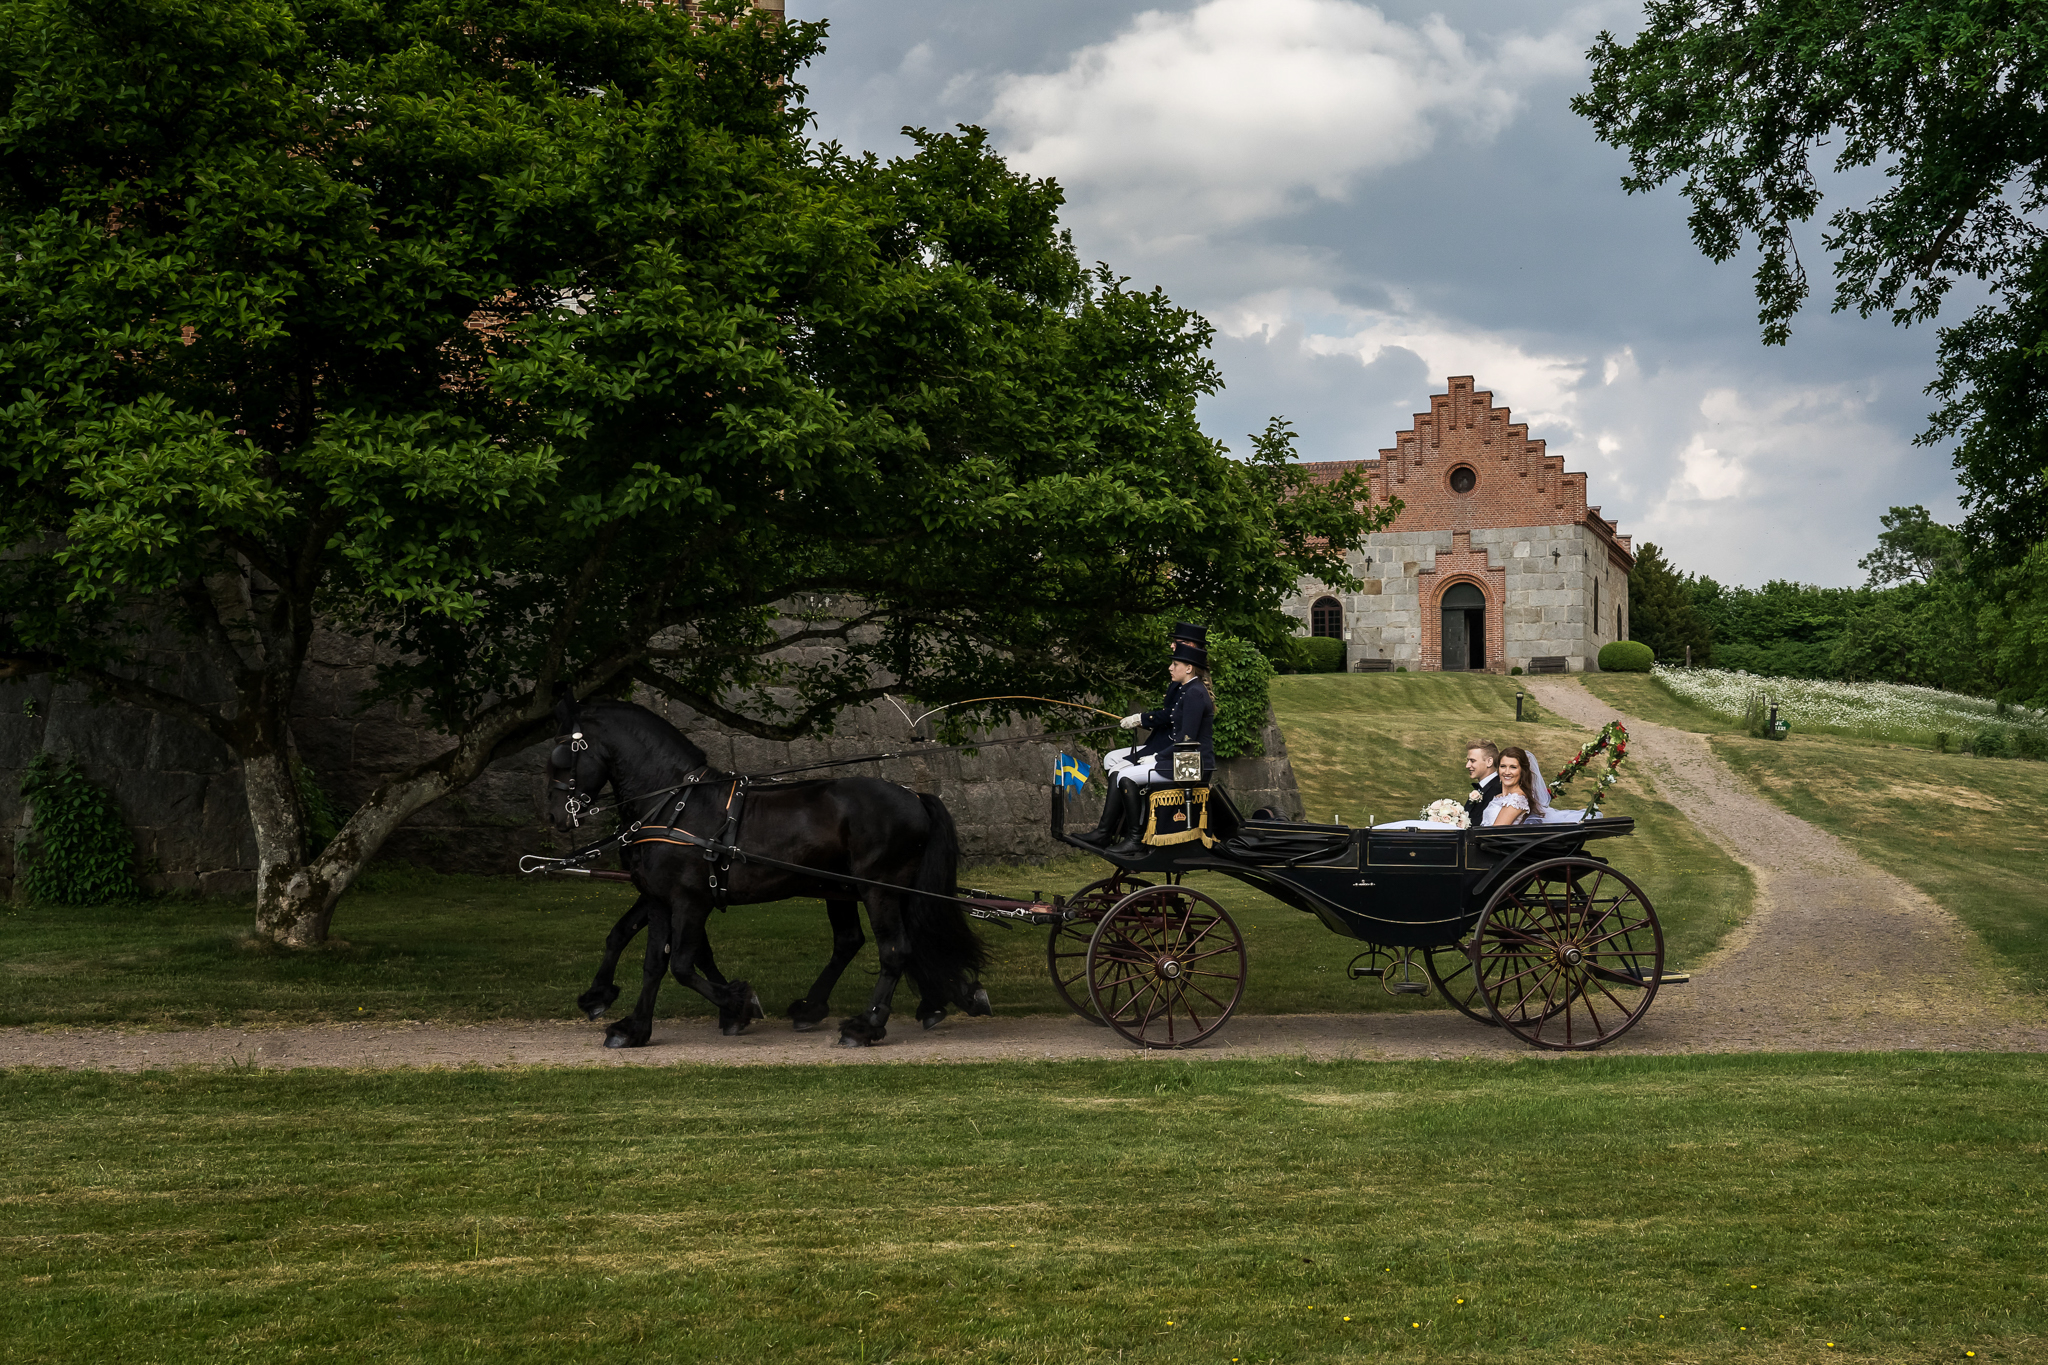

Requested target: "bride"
[{"left": 1481, "top": 747, "right": 1542, "bottom": 825}]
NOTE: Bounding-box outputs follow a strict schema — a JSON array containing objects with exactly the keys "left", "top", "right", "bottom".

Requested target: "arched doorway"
[
  {"left": 1440, "top": 582, "right": 1486, "bottom": 672},
  {"left": 1310, "top": 596, "right": 1343, "bottom": 638}
]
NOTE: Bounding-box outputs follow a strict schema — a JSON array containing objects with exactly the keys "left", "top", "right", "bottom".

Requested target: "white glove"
[{"left": 1120, "top": 713, "right": 1143, "bottom": 729}]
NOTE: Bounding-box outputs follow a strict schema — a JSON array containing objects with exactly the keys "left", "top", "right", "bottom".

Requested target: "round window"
[{"left": 1448, "top": 465, "right": 1477, "bottom": 494}]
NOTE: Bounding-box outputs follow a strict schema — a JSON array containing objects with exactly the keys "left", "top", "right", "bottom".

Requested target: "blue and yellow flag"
[{"left": 1054, "top": 752, "right": 1091, "bottom": 793}]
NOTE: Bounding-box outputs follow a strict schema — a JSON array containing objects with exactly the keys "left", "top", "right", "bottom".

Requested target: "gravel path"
[
  {"left": 4, "top": 679, "right": 2040, "bottom": 1071},
  {"left": 1523, "top": 677, "right": 2045, "bottom": 1054}
]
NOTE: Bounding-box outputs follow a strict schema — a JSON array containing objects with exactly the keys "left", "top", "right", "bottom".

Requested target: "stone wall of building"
[{"left": 1288, "top": 521, "right": 1633, "bottom": 673}]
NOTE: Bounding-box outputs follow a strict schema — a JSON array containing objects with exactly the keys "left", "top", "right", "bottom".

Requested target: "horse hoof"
[
  {"left": 748, "top": 991, "right": 765, "bottom": 1020},
  {"left": 968, "top": 986, "right": 993, "bottom": 1017},
  {"left": 792, "top": 1019, "right": 818, "bottom": 1032},
  {"left": 836, "top": 1033, "right": 870, "bottom": 1048},
  {"left": 603, "top": 1033, "right": 633, "bottom": 1050},
  {"left": 921, "top": 1011, "right": 946, "bottom": 1031}
]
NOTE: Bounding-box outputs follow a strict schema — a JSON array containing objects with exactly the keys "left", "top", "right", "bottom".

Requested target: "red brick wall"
[
  {"left": 1417, "top": 535, "right": 1507, "bottom": 672},
  {"left": 1301, "top": 376, "right": 1634, "bottom": 568}
]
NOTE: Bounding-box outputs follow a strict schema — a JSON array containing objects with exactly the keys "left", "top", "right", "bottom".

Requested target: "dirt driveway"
[{"left": 5, "top": 679, "right": 2041, "bottom": 1071}]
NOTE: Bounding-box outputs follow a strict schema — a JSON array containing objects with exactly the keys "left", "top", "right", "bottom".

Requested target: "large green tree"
[
  {"left": 1625, "top": 541, "right": 1713, "bottom": 666},
  {"left": 1576, "top": 2, "right": 2048, "bottom": 566},
  {"left": 0, "top": 0, "right": 1385, "bottom": 943}
]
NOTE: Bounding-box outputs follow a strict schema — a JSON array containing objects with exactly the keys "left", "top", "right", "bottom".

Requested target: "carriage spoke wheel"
[
  {"left": 1473, "top": 855, "right": 1663, "bottom": 1051},
  {"left": 1086, "top": 885, "right": 1246, "bottom": 1050},
  {"left": 1047, "top": 875, "right": 1153, "bottom": 1024},
  {"left": 1423, "top": 940, "right": 1499, "bottom": 1027}
]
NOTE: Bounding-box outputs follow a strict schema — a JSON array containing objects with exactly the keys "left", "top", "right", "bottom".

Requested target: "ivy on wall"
[
  {"left": 1209, "top": 634, "right": 1275, "bottom": 760},
  {"left": 17, "top": 754, "right": 145, "bottom": 905}
]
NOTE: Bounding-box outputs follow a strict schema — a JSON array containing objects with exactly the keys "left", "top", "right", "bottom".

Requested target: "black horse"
[{"left": 544, "top": 695, "right": 990, "bottom": 1047}]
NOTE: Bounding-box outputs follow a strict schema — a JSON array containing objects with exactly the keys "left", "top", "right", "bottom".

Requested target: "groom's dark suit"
[{"left": 1464, "top": 773, "right": 1500, "bottom": 826}]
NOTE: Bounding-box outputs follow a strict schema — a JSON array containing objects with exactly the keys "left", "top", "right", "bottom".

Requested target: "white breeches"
[{"left": 1103, "top": 746, "right": 1174, "bottom": 788}]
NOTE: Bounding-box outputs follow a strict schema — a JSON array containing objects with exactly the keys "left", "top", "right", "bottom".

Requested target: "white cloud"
[
  {"left": 988, "top": 0, "right": 1565, "bottom": 241},
  {"left": 1216, "top": 288, "right": 1590, "bottom": 437}
]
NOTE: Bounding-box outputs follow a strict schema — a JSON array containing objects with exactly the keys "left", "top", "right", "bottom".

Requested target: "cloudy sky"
[{"left": 787, "top": 0, "right": 1970, "bottom": 587}]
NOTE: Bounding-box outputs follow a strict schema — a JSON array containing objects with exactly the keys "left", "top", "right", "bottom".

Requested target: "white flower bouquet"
[{"left": 1422, "top": 798, "right": 1471, "bottom": 828}]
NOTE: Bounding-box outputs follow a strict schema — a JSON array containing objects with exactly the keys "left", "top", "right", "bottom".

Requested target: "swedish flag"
[{"left": 1054, "top": 752, "right": 1091, "bottom": 793}]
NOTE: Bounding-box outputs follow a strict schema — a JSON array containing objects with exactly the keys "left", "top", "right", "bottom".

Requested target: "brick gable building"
[{"left": 1284, "top": 376, "right": 1635, "bottom": 673}]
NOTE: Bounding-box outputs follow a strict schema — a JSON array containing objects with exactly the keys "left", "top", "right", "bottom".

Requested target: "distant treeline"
[{"left": 1629, "top": 506, "right": 2047, "bottom": 708}]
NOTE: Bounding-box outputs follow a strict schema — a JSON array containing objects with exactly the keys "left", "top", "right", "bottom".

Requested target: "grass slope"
[
  {"left": 1580, "top": 673, "right": 2048, "bottom": 995},
  {"left": 1271, "top": 672, "right": 1753, "bottom": 970},
  {"left": 2, "top": 1055, "right": 2041, "bottom": 1364}
]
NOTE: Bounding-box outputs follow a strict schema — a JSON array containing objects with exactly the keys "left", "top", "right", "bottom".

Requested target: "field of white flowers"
[{"left": 1654, "top": 666, "right": 2048, "bottom": 751}]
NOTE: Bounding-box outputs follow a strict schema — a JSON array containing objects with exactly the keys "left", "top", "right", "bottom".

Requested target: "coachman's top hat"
[
  {"left": 1171, "top": 620, "right": 1208, "bottom": 646},
  {"left": 1170, "top": 638, "right": 1209, "bottom": 668}
]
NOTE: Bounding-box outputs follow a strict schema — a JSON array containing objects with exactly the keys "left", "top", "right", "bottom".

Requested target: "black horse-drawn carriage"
[
  {"left": 965, "top": 781, "right": 1672, "bottom": 1053},
  {"left": 530, "top": 698, "right": 1674, "bottom": 1053}
]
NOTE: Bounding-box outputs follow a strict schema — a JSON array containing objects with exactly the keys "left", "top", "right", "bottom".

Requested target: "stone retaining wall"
[{"left": 1, "top": 639, "right": 1302, "bottom": 896}]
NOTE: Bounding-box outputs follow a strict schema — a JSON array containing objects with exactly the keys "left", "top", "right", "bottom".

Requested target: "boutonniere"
[{"left": 1468, "top": 788, "right": 1484, "bottom": 803}]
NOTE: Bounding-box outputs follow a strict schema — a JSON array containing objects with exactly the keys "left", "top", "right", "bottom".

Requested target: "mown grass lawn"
[
  {"left": 3, "top": 1053, "right": 2041, "bottom": 1364},
  {"left": 0, "top": 858, "right": 1449, "bottom": 1028},
  {"left": 1579, "top": 672, "right": 2048, "bottom": 995}
]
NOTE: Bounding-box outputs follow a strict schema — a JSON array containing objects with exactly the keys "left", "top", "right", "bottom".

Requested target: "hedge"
[{"left": 1598, "top": 640, "right": 1654, "bottom": 673}]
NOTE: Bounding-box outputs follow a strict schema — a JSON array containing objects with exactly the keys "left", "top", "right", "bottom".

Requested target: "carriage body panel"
[{"left": 1061, "top": 785, "right": 1638, "bottom": 949}]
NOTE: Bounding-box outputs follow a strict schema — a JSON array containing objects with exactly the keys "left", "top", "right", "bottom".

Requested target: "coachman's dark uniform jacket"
[{"left": 1133, "top": 678, "right": 1215, "bottom": 779}]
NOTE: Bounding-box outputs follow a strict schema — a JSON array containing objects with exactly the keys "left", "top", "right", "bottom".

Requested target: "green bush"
[
  {"left": 1598, "top": 640, "right": 1654, "bottom": 673},
  {"left": 2013, "top": 728, "right": 2047, "bottom": 762},
  {"left": 17, "top": 754, "right": 146, "bottom": 905},
  {"left": 1208, "top": 634, "right": 1276, "bottom": 759},
  {"left": 1972, "top": 727, "right": 2007, "bottom": 758},
  {"left": 1297, "top": 636, "right": 1347, "bottom": 673},
  {"left": 1510, "top": 665, "right": 1524, "bottom": 676}
]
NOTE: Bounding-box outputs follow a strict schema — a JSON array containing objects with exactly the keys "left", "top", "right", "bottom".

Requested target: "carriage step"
[{"left": 1387, "top": 981, "right": 1429, "bottom": 995}]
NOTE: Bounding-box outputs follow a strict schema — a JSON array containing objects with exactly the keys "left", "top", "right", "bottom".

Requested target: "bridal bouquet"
[{"left": 1421, "top": 798, "right": 1472, "bottom": 827}]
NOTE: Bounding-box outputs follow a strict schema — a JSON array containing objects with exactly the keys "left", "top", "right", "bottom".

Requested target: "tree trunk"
[
  {"left": 246, "top": 749, "right": 316, "bottom": 944},
  {"left": 246, "top": 711, "right": 545, "bottom": 945}
]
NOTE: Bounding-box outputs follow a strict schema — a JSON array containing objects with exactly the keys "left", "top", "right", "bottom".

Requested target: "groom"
[{"left": 1463, "top": 740, "right": 1501, "bottom": 825}]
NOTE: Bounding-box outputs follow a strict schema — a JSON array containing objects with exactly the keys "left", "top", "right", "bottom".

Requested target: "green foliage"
[
  {"left": 16, "top": 754, "right": 144, "bottom": 905},
  {"left": 1576, "top": 2, "right": 2048, "bottom": 345},
  {"left": 1627, "top": 542, "right": 1712, "bottom": 666},
  {"left": 1281, "top": 635, "right": 1346, "bottom": 674},
  {"left": 292, "top": 758, "right": 343, "bottom": 858},
  {"left": 1598, "top": 640, "right": 1653, "bottom": 672},
  {"left": 0, "top": 0, "right": 1397, "bottom": 940},
  {"left": 1207, "top": 633, "right": 1274, "bottom": 760}
]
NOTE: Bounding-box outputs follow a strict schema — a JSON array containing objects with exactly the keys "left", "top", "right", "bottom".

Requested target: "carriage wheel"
[
  {"left": 1423, "top": 940, "right": 1499, "bottom": 1027},
  {"left": 1472, "top": 856, "right": 1663, "bottom": 1051},
  {"left": 1047, "top": 875, "right": 1153, "bottom": 1024},
  {"left": 1086, "top": 885, "right": 1246, "bottom": 1050}
]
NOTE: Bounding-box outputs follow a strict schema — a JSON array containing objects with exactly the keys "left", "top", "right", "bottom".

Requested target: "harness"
[{"left": 629, "top": 776, "right": 749, "bottom": 910}]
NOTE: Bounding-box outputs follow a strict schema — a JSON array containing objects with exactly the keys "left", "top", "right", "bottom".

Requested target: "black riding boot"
[
  {"left": 1070, "top": 779, "right": 1127, "bottom": 847},
  {"left": 1107, "top": 780, "right": 1151, "bottom": 857}
]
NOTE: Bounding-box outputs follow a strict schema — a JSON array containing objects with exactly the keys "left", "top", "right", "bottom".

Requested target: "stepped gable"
[{"left": 1299, "top": 376, "right": 1634, "bottom": 570}]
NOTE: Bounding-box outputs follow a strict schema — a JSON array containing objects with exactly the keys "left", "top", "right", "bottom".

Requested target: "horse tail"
[{"left": 907, "top": 792, "right": 985, "bottom": 977}]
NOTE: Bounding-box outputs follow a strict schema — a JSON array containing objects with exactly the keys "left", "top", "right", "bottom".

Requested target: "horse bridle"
[{"left": 548, "top": 730, "right": 706, "bottom": 830}]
